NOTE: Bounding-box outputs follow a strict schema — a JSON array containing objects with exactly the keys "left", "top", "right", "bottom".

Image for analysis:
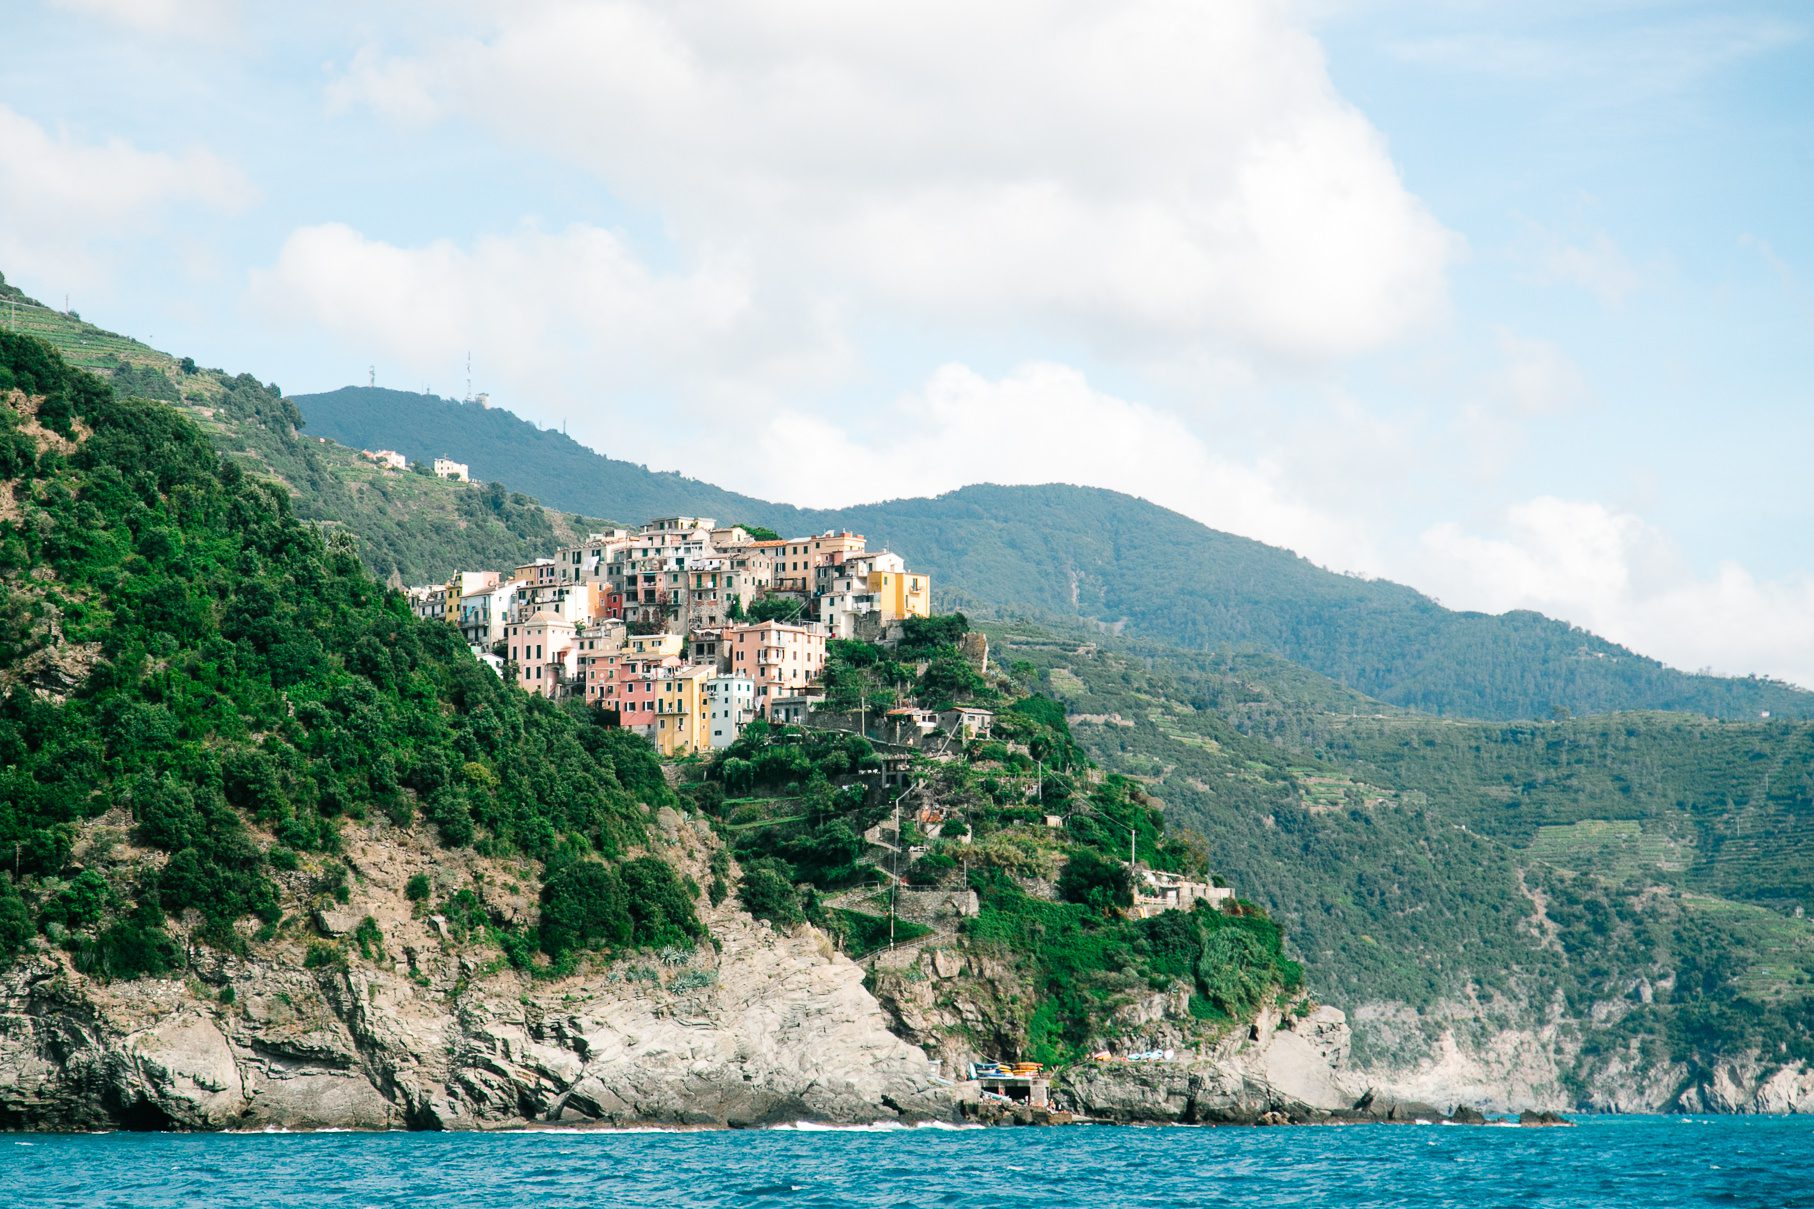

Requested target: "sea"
[{"left": 3, "top": 1116, "right": 1811, "bottom": 1208}]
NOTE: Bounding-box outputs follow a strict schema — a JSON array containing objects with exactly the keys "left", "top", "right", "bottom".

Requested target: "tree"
[
  {"left": 618, "top": 856, "right": 703, "bottom": 949},
  {"left": 0, "top": 876, "right": 29, "bottom": 958},
  {"left": 737, "top": 859, "right": 804, "bottom": 929},
  {"left": 1056, "top": 850, "right": 1130, "bottom": 915},
  {"left": 539, "top": 860, "right": 632, "bottom": 959},
  {"left": 745, "top": 595, "right": 805, "bottom": 624}
]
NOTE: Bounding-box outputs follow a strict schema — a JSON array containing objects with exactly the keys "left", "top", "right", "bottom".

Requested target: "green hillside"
[
  {"left": 992, "top": 621, "right": 1814, "bottom": 1092},
  {"left": 296, "top": 385, "right": 778, "bottom": 529},
  {"left": 294, "top": 386, "right": 1813, "bottom": 722},
  {"left": 1, "top": 276, "right": 605, "bottom": 585},
  {"left": 0, "top": 330, "right": 698, "bottom": 978}
]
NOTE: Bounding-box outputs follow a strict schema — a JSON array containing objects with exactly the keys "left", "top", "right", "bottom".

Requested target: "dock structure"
[{"left": 969, "top": 1062, "right": 1049, "bottom": 1108}]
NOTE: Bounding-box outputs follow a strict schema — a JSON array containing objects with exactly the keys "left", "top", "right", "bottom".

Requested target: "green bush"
[
  {"left": 737, "top": 859, "right": 804, "bottom": 930},
  {"left": 303, "top": 942, "right": 343, "bottom": 970},
  {"left": 1056, "top": 850, "right": 1131, "bottom": 914},
  {"left": 539, "top": 859, "right": 632, "bottom": 959},
  {"left": 405, "top": 873, "right": 431, "bottom": 902}
]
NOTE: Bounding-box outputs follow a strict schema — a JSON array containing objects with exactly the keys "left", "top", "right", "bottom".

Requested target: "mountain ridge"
[{"left": 294, "top": 384, "right": 1814, "bottom": 721}]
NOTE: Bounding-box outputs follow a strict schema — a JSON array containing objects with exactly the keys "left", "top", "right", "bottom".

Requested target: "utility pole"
[{"left": 889, "top": 790, "right": 902, "bottom": 951}]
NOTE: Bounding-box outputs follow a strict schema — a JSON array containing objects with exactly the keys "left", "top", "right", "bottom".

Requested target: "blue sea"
[{"left": 3, "top": 1117, "right": 1811, "bottom": 1208}]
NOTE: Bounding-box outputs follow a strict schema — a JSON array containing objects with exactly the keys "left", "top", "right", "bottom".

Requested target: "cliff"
[
  {"left": 0, "top": 812, "right": 953, "bottom": 1131},
  {"left": 866, "top": 938, "right": 1437, "bottom": 1124},
  {"left": 1346, "top": 995, "right": 1814, "bottom": 1115}
]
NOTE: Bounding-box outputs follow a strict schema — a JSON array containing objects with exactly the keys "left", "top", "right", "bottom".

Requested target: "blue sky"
[{"left": 3, "top": 0, "right": 1811, "bottom": 686}]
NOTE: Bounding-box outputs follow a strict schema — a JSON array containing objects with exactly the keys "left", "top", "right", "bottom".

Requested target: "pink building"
[
  {"left": 726, "top": 621, "right": 828, "bottom": 716},
  {"left": 505, "top": 610, "right": 577, "bottom": 698},
  {"left": 589, "top": 631, "right": 683, "bottom": 718}
]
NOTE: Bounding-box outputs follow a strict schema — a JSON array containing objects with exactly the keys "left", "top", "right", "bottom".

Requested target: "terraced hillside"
[{"left": 989, "top": 620, "right": 1814, "bottom": 1103}]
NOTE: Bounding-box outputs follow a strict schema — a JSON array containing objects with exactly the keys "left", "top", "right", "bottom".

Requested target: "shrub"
[
  {"left": 1056, "top": 850, "right": 1132, "bottom": 914},
  {"left": 82, "top": 904, "right": 181, "bottom": 981},
  {"left": 303, "top": 942, "right": 344, "bottom": 970},
  {"left": 405, "top": 873, "right": 431, "bottom": 902},
  {"left": 0, "top": 876, "right": 33, "bottom": 958},
  {"left": 618, "top": 856, "right": 704, "bottom": 950},
  {"left": 352, "top": 915, "right": 384, "bottom": 960},
  {"left": 539, "top": 859, "right": 632, "bottom": 960},
  {"left": 737, "top": 859, "right": 804, "bottom": 930}
]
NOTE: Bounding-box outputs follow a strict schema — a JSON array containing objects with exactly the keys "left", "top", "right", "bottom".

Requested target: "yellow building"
[
  {"left": 652, "top": 665, "right": 714, "bottom": 756},
  {"left": 868, "top": 568, "right": 932, "bottom": 621}
]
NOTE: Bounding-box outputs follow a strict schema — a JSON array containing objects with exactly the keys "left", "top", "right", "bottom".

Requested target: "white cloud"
[
  {"left": 249, "top": 220, "right": 848, "bottom": 418},
  {"left": 1532, "top": 229, "right": 1643, "bottom": 307},
  {"left": 1492, "top": 329, "right": 1588, "bottom": 416},
  {"left": 0, "top": 104, "right": 255, "bottom": 289},
  {"left": 1419, "top": 498, "right": 1814, "bottom": 689},
  {"left": 717, "top": 361, "right": 1380, "bottom": 575},
  {"left": 48, "top": 0, "right": 239, "bottom": 35},
  {"left": 326, "top": 0, "right": 1456, "bottom": 365}
]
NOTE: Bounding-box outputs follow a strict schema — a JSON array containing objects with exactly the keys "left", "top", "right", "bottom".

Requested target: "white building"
[
  {"left": 362, "top": 448, "right": 407, "bottom": 470},
  {"left": 706, "top": 674, "right": 757, "bottom": 749},
  {"left": 818, "top": 551, "right": 907, "bottom": 638},
  {"left": 433, "top": 457, "right": 469, "bottom": 482}
]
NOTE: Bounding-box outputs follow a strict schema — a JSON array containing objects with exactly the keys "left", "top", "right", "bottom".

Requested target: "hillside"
[
  {"left": 993, "top": 620, "right": 1814, "bottom": 1108},
  {"left": 0, "top": 330, "right": 973, "bottom": 1129},
  {"left": 0, "top": 327, "right": 700, "bottom": 978},
  {"left": 0, "top": 333, "right": 1349, "bottom": 1127},
  {"left": 0, "top": 276, "right": 604, "bottom": 585},
  {"left": 296, "top": 385, "right": 778, "bottom": 529},
  {"left": 293, "top": 385, "right": 1814, "bottom": 722}
]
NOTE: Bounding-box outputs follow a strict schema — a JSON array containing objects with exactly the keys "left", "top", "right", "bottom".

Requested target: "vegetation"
[
  {"left": 993, "top": 619, "right": 1814, "bottom": 1087},
  {"left": 0, "top": 332, "right": 695, "bottom": 979},
  {"left": 680, "top": 622, "right": 1303, "bottom": 1052}
]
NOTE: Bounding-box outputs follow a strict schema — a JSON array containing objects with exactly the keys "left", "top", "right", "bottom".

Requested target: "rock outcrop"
[
  {"left": 869, "top": 938, "right": 1435, "bottom": 1125},
  {"left": 0, "top": 817, "right": 954, "bottom": 1131},
  {"left": 1346, "top": 994, "right": 1814, "bottom": 1115},
  {"left": 1057, "top": 1004, "right": 1445, "bottom": 1124}
]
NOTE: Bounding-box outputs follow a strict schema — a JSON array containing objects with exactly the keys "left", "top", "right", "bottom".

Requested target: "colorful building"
[
  {"left": 726, "top": 620, "right": 828, "bottom": 716},
  {"left": 707, "top": 674, "right": 756, "bottom": 748},
  {"left": 652, "top": 665, "right": 715, "bottom": 756},
  {"left": 504, "top": 610, "right": 577, "bottom": 698}
]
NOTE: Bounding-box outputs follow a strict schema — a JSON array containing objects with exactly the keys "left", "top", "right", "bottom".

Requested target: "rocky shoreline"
[{"left": 0, "top": 814, "right": 1792, "bottom": 1132}]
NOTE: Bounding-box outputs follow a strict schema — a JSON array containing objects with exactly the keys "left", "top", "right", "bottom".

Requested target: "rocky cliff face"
[
  {"left": 0, "top": 813, "right": 953, "bottom": 1131},
  {"left": 1344, "top": 996, "right": 1814, "bottom": 1114},
  {"left": 866, "top": 939, "right": 1425, "bottom": 1124}
]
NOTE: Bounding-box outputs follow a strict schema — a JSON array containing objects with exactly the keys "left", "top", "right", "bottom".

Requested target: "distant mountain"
[
  {"left": 296, "top": 386, "right": 1814, "bottom": 722},
  {"left": 294, "top": 386, "right": 784, "bottom": 529}
]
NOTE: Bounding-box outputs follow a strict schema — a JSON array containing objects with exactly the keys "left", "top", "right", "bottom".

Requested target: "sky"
[{"left": 3, "top": 0, "right": 1812, "bottom": 686}]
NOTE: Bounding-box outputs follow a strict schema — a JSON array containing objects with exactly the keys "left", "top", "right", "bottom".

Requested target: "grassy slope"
[
  {"left": 990, "top": 619, "right": 1814, "bottom": 1091},
  {"left": 293, "top": 385, "right": 1814, "bottom": 723}
]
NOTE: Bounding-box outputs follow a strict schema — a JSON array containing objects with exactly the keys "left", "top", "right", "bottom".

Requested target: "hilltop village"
[{"left": 405, "top": 516, "right": 933, "bottom": 756}]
